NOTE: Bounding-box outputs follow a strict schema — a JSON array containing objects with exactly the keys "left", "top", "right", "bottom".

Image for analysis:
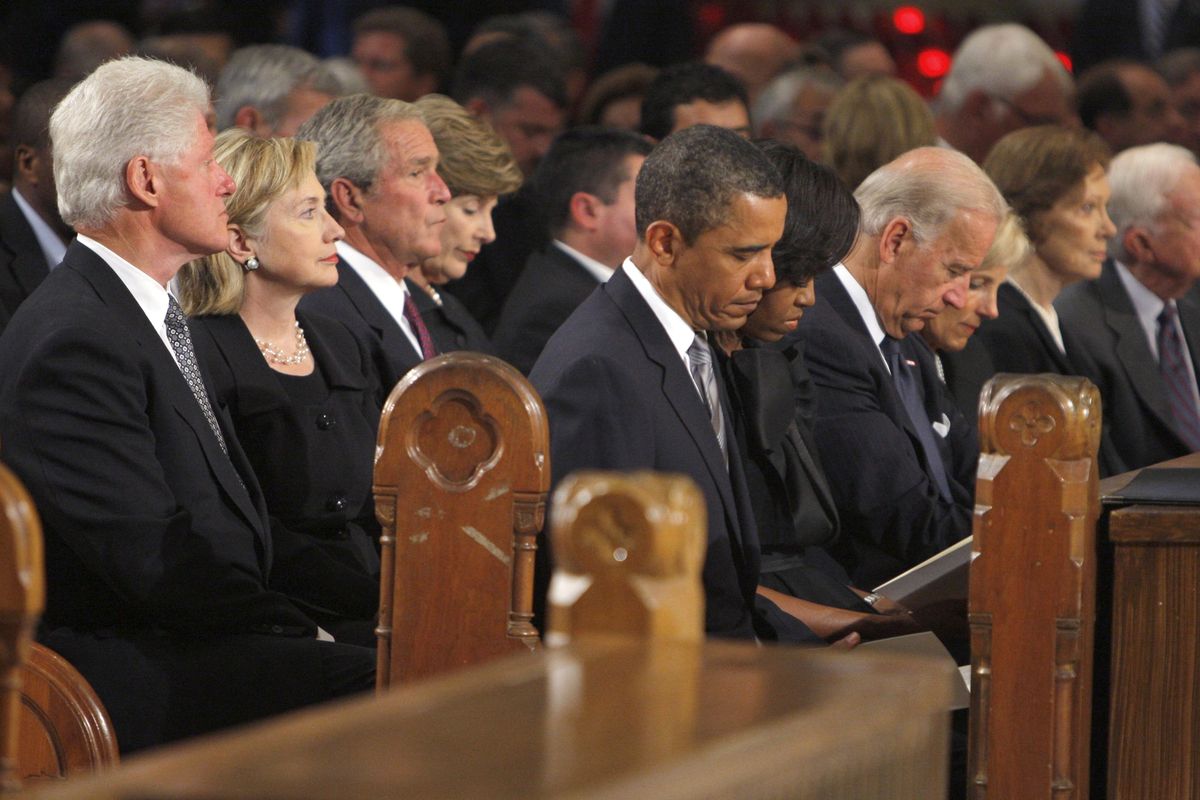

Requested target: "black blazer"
[
  {"left": 0, "top": 190, "right": 54, "bottom": 333},
  {"left": 493, "top": 245, "right": 602, "bottom": 375},
  {"left": 405, "top": 277, "right": 492, "bottom": 354},
  {"left": 0, "top": 242, "right": 373, "bottom": 751},
  {"left": 1056, "top": 260, "right": 1200, "bottom": 473},
  {"left": 778, "top": 271, "right": 975, "bottom": 588},
  {"left": 300, "top": 258, "right": 422, "bottom": 403},
  {"left": 190, "top": 311, "right": 382, "bottom": 627},
  {"left": 530, "top": 266, "right": 817, "bottom": 643}
]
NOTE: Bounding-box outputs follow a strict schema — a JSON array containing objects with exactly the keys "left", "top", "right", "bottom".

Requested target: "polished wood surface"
[
  {"left": 17, "top": 643, "right": 118, "bottom": 784},
  {"left": 374, "top": 352, "right": 548, "bottom": 687},
  {"left": 28, "top": 638, "right": 956, "bottom": 800},
  {"left": 546, "top": 471, "right": 706, "bottom": 644},
  {"left": 0, "top": 462, "right": 43, "bottom": 792},
  {"left": 968, "top": 374, "right": 1102, "bottom": 799},
  {"left": 1097, "top": 450, "right": 1200, "bottom": 498}
]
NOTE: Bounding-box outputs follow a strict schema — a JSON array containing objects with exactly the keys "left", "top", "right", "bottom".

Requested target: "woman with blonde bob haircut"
[
  {"left": 822, "top": 75, "right": 937, "bottom": 190},
  {"left": 177, "top": 129, "right": 382, "bottom": 645},
  {"left": 407, "top": 94, "right": 523, "bottom": 352}
]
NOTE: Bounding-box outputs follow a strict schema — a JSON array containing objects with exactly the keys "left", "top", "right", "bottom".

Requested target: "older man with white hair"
[
  {"left": 1058, "top": 143, "right": 1200, "bottom": 471},
  {"left": 215, "top": 44, "right": 341, "bottom": 137},
  {"left": 935, "top": 23, "right": 1077, "bottom": 164},
  {"left": 0, "top": 57, "right": 375, "bottom": 754},
  {"left": 778, "top": 147, "right": 1006, "bottom": 587}
]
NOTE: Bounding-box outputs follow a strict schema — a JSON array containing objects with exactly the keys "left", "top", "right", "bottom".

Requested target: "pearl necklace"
[
  {"left": 422, "top": 283, "right": 443, "bottom": 307},
  {"left": 255, "top": 320, "right": 310, "bottom": 366}
]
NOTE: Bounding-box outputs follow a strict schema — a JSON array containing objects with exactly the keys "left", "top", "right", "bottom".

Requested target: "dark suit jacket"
[
  {"left": 405, "top": 277, "right": 492, "bottom": 354},
  {"left": 1072, "top": 0, "right": 1200, "bottom": 72},
  {"left": 0, "top": 190, "right": 54, "bottom": 333},
  {"left": 530, "top": 266, "right": 816, "bottom": 642},
  {"left": 938, "top": 335, "right": 997, "bottom": 423},
  {"left": 300, "top": 258, "right": 422, "bottom": 403},
  {"left": 189, "top": 311, "right": 382, "bottom": 635},
  {"left": 0, "top": 242, "right": 376, "bottom": 751},
  {"left": 779, "top": 270, "right": 975, "bottom": 588},
  {"left": 493, "top": 245, "right": 601, "bottom": 375},
  {"left": 1056, "top": 260, "right": 1200, "bottom": 473}
]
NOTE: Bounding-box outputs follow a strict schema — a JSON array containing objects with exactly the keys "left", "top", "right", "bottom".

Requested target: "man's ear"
[
  {"left": 645, "top": 220, "right": 683, "bottom": 265},
  {"left": 877, "top": 216, "right": 911, "bottom": 265},
  {"left": 233, "top": 105, "right": 267, "bottom": 136},
  {"left": 125, "top": 155, "right": 160, "bottom": 208},
  {"left": 13, "top": 144, "right": 37, "bottom": 183},
  {"left": 463, "top": 97, "right": 492, "bottom": 124},
  {"left": 1123, "top": 225, "right": 1153, "bottom": 264},
  {"left": 226, "top": 224, "right": 254, "bottom": 263},
  {"left": 568, "top": 191, "right": 601, "bottom": 232},
  {"left": 962, "top": 89, "right": 995, "bottom": 123},
  {"left": 329, "top": 177, "right": 365, "bottom": 225}
]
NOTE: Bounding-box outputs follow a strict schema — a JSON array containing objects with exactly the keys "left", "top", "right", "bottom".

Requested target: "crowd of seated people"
[{"left": 0, "top": 5, "right": 1198, "bottom": 772}]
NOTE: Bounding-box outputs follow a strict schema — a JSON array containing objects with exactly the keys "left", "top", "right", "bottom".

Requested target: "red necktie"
[{"left": 402, "top": 293, "right": 437, "bottom": 360}]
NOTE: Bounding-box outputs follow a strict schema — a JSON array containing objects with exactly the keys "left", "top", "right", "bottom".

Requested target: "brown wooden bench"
[{"left": 373, "top": 352, "right": 549, "bottom": 688}]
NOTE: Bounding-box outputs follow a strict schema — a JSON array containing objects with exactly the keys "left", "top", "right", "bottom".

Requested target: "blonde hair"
[
  {"left": 176, "top": 129, "right": 317, "bottom": 315},
  {"left": 823, "top": 75, "right": 936, "bottom": 191},
  {"left": 982, "top": 212, "right": 1034, "bottom": 272},
  {"left": 414, "top": 94, "right": 522, "bottom": 198}
]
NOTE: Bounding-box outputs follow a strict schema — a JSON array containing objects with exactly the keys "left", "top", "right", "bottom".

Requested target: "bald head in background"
[{"left": 705, "top": 23, "right": 800, "bottom": 105}]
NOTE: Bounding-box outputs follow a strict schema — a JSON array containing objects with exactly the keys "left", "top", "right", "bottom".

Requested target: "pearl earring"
[{"left": 243, "top": 257, "right": 260, "bottom": 271}]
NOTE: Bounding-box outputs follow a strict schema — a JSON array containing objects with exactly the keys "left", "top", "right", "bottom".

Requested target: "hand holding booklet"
[{"left": 872, "top": 535, "right": 974, "bottom": 611}]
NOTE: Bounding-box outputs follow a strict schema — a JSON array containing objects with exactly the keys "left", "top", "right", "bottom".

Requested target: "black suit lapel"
[
  {"left": 0, "top": 193, "right": 53, "bottom": 298},
  {"left": 335, "top": 260, "right": 423, "bottom": 371},
  {"left": 65, "top": 245, "right": 270, "bottom": 548}
]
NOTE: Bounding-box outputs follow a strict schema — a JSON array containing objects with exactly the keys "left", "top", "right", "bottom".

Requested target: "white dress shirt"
[
  {"left": 336, "top": 240, "right": 422, "bottom": 357},
  {"left": 1114, "top": 259, "right": 1200, "bottom": 410},
  {"left": 554, "top": 239, "right": 614, "bottom": 284},
  {"left": 12, "top": 187, "right": 67, "bottom": 269},
  {"left": 833, "top": 263, "right": 891, "bottom": 372},
  {"left": 621, "top": 258, "right": 705, "bottom": 399}
]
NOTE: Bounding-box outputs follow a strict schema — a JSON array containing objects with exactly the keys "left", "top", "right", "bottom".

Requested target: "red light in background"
[
  {"left": 1056, "top": 51, "right": 1073, "bottom": 73},
  {"left": 917, "top": 48, "right": 951, "bottom": 79},
  {"left": 892, "top": 6, "right": 926, "bottom": 35},
  {"left": 697, "top": 3, "right": 725, "bottom": 31}
]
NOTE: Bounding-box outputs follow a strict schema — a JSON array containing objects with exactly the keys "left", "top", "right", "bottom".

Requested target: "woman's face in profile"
[
  {"left": 246, "top": 169, "right": 344, "bottom": 293},
  {"left": 421, "top": 193, "right": 498, "bottom": 285},
  {"left": 921, "top": 258, "right": 1008, "bottom": 353},
  {"left": 1032, "top": 163, "right": 1116, "bottom": 285},
  {"left": 742, "top": 277, "right": 815, "bottom": 342}
]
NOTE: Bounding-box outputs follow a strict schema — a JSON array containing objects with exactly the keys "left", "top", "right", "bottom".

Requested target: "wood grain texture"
[
  {"left": 968, "top": 374, "right": 1101, "bottom": 799},
  {"left": 374, "top": 353, "right": 548, "bottom": 688}
]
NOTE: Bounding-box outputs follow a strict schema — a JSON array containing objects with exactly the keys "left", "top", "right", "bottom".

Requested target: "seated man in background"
[
  {"left": 639, "top": 62, "right": 753, "bottom": 142},
  {"left": 214, "top": 44, "right": 340, "bottom": 137},
  {"left": 779, "top": 148, "right": 1005, "bottom": 588},
  {"left": 493, "top": 127, "right": 651, "bottom": 374},
  {"left": 0, "top": 57, "right": 375, "bottom": 754},
  {"left": 531, "top": 125, "right": 821, "bottom": 644}
]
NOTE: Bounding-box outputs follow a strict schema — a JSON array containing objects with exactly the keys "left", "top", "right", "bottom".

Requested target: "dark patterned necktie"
[
  {"left": 1157, "top": 303, "right": 1200, "bottom": 450},
  {"left": 881, "top": 336, "right": 952, "bottom": 501},
  {"left": 164, "top": 295, "right": 229, "bottom": 455},
  {"left": 687, "top": 332, "right": 727, "bottom": 463},
  {"left": 402, "top": 292, "right": 437, "bottom": 360}
]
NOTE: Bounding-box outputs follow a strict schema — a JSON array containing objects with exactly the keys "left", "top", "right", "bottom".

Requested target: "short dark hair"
[
  {"left": 353, "top": 6, "right": 452, "bottom": 91},
  {"left": 451, "top": 38, "right": 568, "bottom": 111},
  {"left": 635, "top": 124, "right": 783, "bottom": 243},
  {"left": 639, "top": 62, "right": 749, "bottom": 141},
  {"left": 1076, "top": 59, "right": 1140, "bottom": 130},
  {"left": 12, "top": 79, "right": 75, "bottom": 152},
  {"left": 533, "top": 127, "right": 653, "bottom": 236},
  {"left": 470, "top": 12, "right": 585, "bottom": 74},
  {"left": 753, "top": 139, "right": 859, "bottom": 283}
]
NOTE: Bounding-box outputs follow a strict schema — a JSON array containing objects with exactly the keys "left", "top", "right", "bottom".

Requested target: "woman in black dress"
[
  {"left": 177, "top": 130, "right": 381, "bottom": 645},
  {"left": 406, "top": 94, "right": 522, "bottom": 353}
]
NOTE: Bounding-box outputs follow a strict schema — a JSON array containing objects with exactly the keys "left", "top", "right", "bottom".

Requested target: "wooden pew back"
[
  {"left": 373, "top": 352, "right": 549, "bottom": 688},
  {"left": 968, "top": 373, "right": 1102, "bottom": 799}
]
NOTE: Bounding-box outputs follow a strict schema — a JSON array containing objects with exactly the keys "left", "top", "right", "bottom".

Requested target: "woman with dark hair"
[{"left": 718, "top": 140, "right": 912, "bottom": 640}]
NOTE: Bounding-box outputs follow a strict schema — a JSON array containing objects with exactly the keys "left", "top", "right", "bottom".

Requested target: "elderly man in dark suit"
[
  {"left": 1058, "top": 143, "right": 1200, "bottom": 472},
  {"left": 494, "top": 127, "right": 651, "bottom": 375},
  {"left": 531, "top": 125, "right": 820, "bottom": 643},
  {"left": 0, "top": 57, "right": 375, "bottom": 754},
  {"left": 298, "top": 93, "right": 451, "bottom": 400},
  {"left": 0, "top": 79, "right": 74, "bottom": 331},
  {"left": 779, "top": 148, "right": 1005, "bottom": 588}
]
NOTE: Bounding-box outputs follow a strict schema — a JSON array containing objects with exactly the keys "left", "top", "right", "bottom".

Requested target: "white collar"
[
  {"left": 76, "top": 234, "right": 177, "bottom": 365},
  {"left": 12, "top": 187, "right": 68, "bottom": 270},
  {"left": 336, "top": 240, "right": 422, "bottom": 357},
  {"left": 621, "top": 258, "right": 697, "bottom": 367},
  {"left": 833, "top": 263, "right": 891, "bottom": 372},
  {"left": 1006, "top": 275, "right": 1065, "bottom": 354},
  {"left": 554, "top": 239, "right": 615, "bottom": 284},
  {"left": 1114, "top": 259, "right": 1169, "bottom": 359}
]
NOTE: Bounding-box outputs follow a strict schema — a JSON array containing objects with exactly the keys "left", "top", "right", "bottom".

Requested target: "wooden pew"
[
  {"left": 27, "top": 472, "right": 958, "bottom": 800},
  {"left": 373, "top": 352, "right": 548, "bottom": 688}
]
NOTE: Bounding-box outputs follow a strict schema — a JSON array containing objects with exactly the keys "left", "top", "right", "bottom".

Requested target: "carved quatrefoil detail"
[
  {"left": 410, "top": 391, "right": 501, "bottom": 491},
  {"left": 1009, "top": 400, "right": 1056, "bottom": 447}
]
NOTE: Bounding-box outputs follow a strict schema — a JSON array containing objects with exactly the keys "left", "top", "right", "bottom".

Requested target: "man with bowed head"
[
  {"left": 532, "top": 125, "right": 823, "bottom": 644},
  {"left": 779, "top": 147, "right": 1006, "bottom": 588},
  {"left": 0, "top": 58, "right": 376, "bottom": 752}
]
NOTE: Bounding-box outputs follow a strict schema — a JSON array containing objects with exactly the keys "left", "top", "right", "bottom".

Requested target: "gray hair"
[
  {"left": 635, "top": 124, "right": 783, "bottom": 243},
  {"left": 1107, "top": 142, "right": 1199, "bottom": 261},
  {"left": 51, "top": 56, "right": 210, "bottom": 231},
  {"left": 752, "top": 66, "right": 844, "bottom": 132},
  {"left": 215, "top": 44, "right": 340, "bottom": 131},
  {"left": 296, "top": 93, "right": 425, "bottom": 193},
  {"left": 937, "top": 24, "right": 1071, "bottom": 116},
  {"left": 855, "top": 146, "right": 1007, "bottom": 245}
]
